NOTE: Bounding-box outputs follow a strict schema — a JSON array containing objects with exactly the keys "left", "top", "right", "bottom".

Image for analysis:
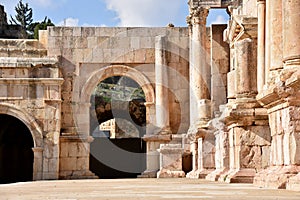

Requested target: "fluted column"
[
  {"left": 257, "top": 0, "right": 266, "bottom": 93},
  {"left": 155, "top": 36, "right": 171, "bottom": 134},
  {"left": 189, "top": 7, "right": 211, "bottom": 130}
]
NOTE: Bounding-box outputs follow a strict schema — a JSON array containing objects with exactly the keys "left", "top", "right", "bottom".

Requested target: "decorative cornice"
[{"left": 225, "top": 15, "right": 257, "bottom": 47}]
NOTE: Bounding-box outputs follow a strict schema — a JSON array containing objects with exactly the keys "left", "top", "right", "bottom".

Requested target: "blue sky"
[{"left": 1, "top": 0, "right": 229, "bottom": 27}]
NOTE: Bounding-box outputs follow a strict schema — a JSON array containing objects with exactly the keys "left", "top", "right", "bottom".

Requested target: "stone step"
[
  {"left": 229, "top": 176, "right": 254, "bottom": 184},
  {"left": 0, "top": 48, "right": 48, "bottom": 58},
  {"left": 0, "top": 39, "right": 44, "bottom": 49},
  {"left": 0, "top": 57, "right": 58, "bottom": 68}
]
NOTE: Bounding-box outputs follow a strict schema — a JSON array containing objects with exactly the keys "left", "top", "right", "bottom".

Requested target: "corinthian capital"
[{"left": 190, "top": 7, "right": 209, "bottom": 25}]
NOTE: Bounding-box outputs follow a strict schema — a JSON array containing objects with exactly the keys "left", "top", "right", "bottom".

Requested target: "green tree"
[
  {"left": 10, "top": 0, "right": 33, "bottom": 39},
  {"left": 28, "top": 17, "right": 55, "bottom": 39}
]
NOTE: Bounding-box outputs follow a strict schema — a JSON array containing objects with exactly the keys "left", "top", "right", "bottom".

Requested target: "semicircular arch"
[
  {"left": 80, "top": 65, "right": 155, "bottom": 104},
  {"left": 0, "top": 103, "right": 43, "bottom": 147}
]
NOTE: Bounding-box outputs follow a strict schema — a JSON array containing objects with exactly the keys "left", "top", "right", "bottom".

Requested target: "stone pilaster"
[
  {"left": 32, "top": 147, "right": 43, "bottom": 181},
  {"left": 155, "top": 36, "right": 171, "bottom": 134}
]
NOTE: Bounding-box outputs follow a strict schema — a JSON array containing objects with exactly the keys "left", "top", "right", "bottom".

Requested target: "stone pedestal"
[
  {"left": 140, "top": 134, "right": 171, "bottom": 178},
  {"left": 287, "top": 173, "right": 300, "bottom": 191},
  {"left": 59, "top": 135, "right": 98, "bottom": 179},
  {"left": 157, "top": 144, "right": 185, "bottom": 178}
]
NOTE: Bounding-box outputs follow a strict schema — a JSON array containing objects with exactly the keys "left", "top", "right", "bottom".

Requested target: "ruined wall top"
[
  {"left": 0, "top": 5, "right": 8, "bottom": 27},
  {"left": 0, "top": 5, "right": 23, "bottom": 39}
]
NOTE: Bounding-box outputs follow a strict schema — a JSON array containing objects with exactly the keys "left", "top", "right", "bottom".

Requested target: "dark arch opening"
[
  {"left": 0, "top": 114, "right": 34, "bottom": 184},
  {"left": 89, "top": 76, "right": 146, "bottom": 179}
]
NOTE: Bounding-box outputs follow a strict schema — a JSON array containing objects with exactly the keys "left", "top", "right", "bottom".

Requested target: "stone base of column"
[
  {"left": 138, "top": 170, "right": 158, "bottom": 178},
  {"left": 157, "top": 169, "right": 186, "bottom": 178},
  {"left": 186, "top": 169, "right": 214, "bottom": 179},
  {"left": 59, "top": 170, "right": 98, "bottom": 180},
  {"left": 220, "top": 168, "right": 256, "bottom": 183},
  {"left": 254, "top": 166, "right": 300, "bottom": 189},
  {"left": 206, "top": 168, "right": 230, "bottom": 182},
  {"left": 287, "top": 172, "right": 300, "bottom": 191}
]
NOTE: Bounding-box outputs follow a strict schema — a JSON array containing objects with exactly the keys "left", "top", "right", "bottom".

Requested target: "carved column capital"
[{"left": 190, "top": 7, "right": 209, "bottom": 25}]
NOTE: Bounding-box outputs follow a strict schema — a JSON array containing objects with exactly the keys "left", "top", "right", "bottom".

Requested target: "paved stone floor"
[{"left": 1, "top": 179, "right": 300, "bottom": 200}]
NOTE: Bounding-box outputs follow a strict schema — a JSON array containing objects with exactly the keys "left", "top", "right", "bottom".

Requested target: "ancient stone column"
[
  {"left": 155, "top": 36, "right": 171, "bottom": 134},
  {"left": 269, "top": 0, "right": 283, "bottom": 71},
  {"left": 264, "top": 0, "right": 270, "bottom": 81},
  {"left": 282, "top": 0, "right": 300, "bottom": 65},
  {"left": 189, "top": 7, "right": 211, "bottom": 129},
  {"left": 257, "top": 0, "right": 266, "bottom": 93},
  {"left": 235, "top": 38, "right": 257, "bottom": 98}
]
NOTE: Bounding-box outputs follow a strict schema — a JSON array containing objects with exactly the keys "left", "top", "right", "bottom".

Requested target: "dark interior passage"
[
  {"left": 0, "top": 114, "right": 34, "bottom": 184},
  {"left": 90, "top": 138, "right": 146, "bottom": 179}
]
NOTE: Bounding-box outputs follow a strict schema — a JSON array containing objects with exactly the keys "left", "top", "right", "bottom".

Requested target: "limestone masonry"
[{"left": 0, "top": 0, "right": 299, "bottom": 191}]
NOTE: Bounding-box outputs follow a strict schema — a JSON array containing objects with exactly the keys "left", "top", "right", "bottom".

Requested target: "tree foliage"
[
  {"left": 10, "top": 0, "right": 33, "bottom": 39},
  {"left": 10, "top": 0, "right": 55, "bottom": 39},
  {"left": 28, "top": 17, "right": 55, "bottom": 39}
]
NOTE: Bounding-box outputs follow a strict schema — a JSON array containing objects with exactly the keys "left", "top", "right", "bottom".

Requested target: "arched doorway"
[
  {"left": 0, "top": 114, "right": 34, "bottom": 184},
  {"left": 89, "top": 76, "right": 146, "bottom": 178}
]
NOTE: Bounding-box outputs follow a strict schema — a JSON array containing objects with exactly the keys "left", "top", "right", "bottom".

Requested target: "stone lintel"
[
  {"left": 0, "top": 78, "right": 64, "bottom": 85},
  {"left": 60, "top": 135, "right": 94, "bottom": 143}
]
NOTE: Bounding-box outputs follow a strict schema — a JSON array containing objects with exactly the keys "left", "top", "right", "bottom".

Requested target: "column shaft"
[
  {"left": 264, "top": 0, "right": 270, "bottom": 81},
  {"left": 282, "top": 0, "right": 300, "bottom": 63},
  {"left": 155, "top": 36, "right": 171, "bottom": 134},
  {"left": 257, "top": 0, "right": 266, "bottom": 93},
  {"left": 270, "top": 0, "right": 283, "bottom": 71},
  {"left": 189, "top": 7, "right": 210, "bottom": 127}
]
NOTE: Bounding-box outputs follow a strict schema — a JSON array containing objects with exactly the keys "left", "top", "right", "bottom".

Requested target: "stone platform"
[{"left": 1, "top": 179, "right": 300, "bottom": 200}]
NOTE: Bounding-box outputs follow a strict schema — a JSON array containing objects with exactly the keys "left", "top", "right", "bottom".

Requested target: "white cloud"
[
  {"left": 103, "top": 0, "right": 182, "bottom": 27},
  {"left": 30, "top": 0, "right": 52, "bottom": 7},
  {"left": 211, "top": 15, "right": 228, "bottom": 24},
  {"left": 57, "top": 18, "right": 79, "bottom": 27}
]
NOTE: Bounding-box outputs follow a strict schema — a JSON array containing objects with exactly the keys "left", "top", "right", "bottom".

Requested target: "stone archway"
[
  {"left": 0, "top": 103, "right": 44, "bottom": 182},
  {"left": 76, "top": 65, "right": 155, "bottom": 135},
  {"left": 78, "top": 65, "right": 155, "bottom": 178},
  {"left": 0, "top": 114, "right": 34, "bottom": 183}
]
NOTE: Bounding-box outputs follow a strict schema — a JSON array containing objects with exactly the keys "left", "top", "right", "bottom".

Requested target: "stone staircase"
[{"left": 0, "top": 39, "right": 47, "bottom": 58}]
